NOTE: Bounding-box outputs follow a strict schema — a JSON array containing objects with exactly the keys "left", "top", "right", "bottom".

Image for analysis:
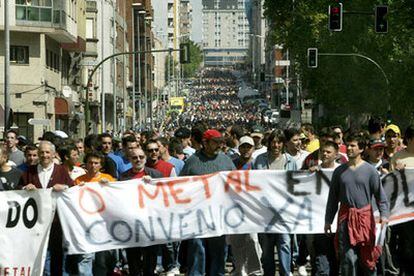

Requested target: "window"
[
  {"left": 86, "top": 18, "right": 95, "bottom": 39},
  {"left": 46, "top": 49, "right": 60, "bottom": 71},
  {"left": 10, "top": 46, "right": 29, "bottom": 64}
]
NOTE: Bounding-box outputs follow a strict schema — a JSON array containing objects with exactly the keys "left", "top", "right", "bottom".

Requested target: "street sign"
[
  {"left": 275, "top": 60, "right": 290, "bottom": 66},
  {"left": 28, "top": 118, "right": 50, "bottom": 126}
]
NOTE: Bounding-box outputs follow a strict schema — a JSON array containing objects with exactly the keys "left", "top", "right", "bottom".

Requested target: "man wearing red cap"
[{"left": 180, "top": 129, "right": 236, "bottom": 276}]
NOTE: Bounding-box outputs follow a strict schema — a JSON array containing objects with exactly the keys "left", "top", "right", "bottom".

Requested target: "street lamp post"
[{"left": 137, "top": 10, "right": 146, "bottom": 129}]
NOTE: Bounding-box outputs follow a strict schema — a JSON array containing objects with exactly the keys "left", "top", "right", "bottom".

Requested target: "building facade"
[
  {"left": 0, "top": 0, "right": 84, "bottom": 140},
  {"left": 202, "top": 0, "right": 250, "bottom": 66}
]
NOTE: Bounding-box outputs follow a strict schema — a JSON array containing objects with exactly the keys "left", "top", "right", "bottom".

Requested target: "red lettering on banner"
[
  {"left": 165, "top": 178, "right": 192, "bottom": 204},
  {"left": 225, "top": 171, "right": 261, "bottom": 193},
  {"left": 244, "top": 170, "right": 261, "bottom": 191},
  {"left": 225, "top": 171, "right": 243, "bottom": 192},
  {"left": 192, "top": 173, "right": 217, "bottom": 199},
  {"left": 138, "top": 182, "right": 169, "bottom": 208},
  {"left": 0, "top": 266, "right": 31, "bottom": 276},
  {"left": 79, "top": 187, "right": 106, "bottom": 215}
]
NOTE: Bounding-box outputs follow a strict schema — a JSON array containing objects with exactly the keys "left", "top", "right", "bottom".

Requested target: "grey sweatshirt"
[{"left": 325, "top": 161, "right": 389, "bottom": 224}]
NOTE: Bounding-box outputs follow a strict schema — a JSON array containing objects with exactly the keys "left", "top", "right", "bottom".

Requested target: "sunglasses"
[
  {"left": 147, "top": 148, "right": 159, "bottom": 152},
  {"left": 131, "top": 155, "right": 146, "bottom": 160}
]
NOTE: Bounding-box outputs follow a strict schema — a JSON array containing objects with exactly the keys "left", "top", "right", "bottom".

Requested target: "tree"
[
  {"left": 264, "top": 0, "right": 414, "bottom": 127},
  {"left": 182, "top": 40, "right": 203, "bottom": 78}
]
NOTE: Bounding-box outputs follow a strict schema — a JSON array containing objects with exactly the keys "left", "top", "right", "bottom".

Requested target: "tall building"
[
  {"left": 180, "top": 0, "right": 192, "bottom": 41},
  {"left": 128, "top": 0, "right": 154, "bottom": 128},
  {"left": 202, "top": 0, "right": 250, "bottom": 66},
  {"left": 0, "top": 0, "right": 85, "bottom": 140},
  {"left": 83, "top": 0, "right": 131, "bottom": 134}
]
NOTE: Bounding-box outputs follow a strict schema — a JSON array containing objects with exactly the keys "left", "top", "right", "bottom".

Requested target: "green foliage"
[
  {"left": 264, "top": 0, "right": 414, "bottom": 127},
  {"left": 182, "top": 40, "right": 203, "bottom": 78},
  {"left": 164, "top": 40, "right": 202, "bottom": 82}
]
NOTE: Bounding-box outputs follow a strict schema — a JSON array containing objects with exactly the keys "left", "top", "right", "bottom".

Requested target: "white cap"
[
  {"left": 53, "top": 130, "right": 68, "bottom": 138},
  {"left": 239, "top": 136, "right": 255, "bottom": 147}
]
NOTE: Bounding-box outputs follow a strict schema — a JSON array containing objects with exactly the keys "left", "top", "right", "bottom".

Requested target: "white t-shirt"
[{"left": 252, "top": 146, "right": 267, "bottom": 160}]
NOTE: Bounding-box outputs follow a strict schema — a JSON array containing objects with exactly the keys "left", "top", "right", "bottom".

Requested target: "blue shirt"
[{"left": 168, "top": 156, "right": 185, "bottom": 175}]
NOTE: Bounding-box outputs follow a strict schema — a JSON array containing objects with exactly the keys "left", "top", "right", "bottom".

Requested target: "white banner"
[
  {"left": 0, "top": 189, "right": 55, "bottom": 276},
  {"left": 58, "top": 169, "right": 396, "bottom": 255}
]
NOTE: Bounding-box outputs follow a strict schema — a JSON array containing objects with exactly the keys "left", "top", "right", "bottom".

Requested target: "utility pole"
[
  {"left": 101, "top": 0, "right": 106, "bottom": 133},
  {"left": 112, "top": 1, "right": 117, "bottom": 134},
  {"left": 4, "top": 0, "right": 11, "bottom": 133}
]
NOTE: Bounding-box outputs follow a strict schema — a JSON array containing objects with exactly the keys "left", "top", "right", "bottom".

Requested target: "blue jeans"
[
  {"left": 187, "top": 236, "right": 227, "bottom": 276},
  {"left": 338, "top": 222, "right": 376, "bottom": 276},
  {"left": 312, "top": 234, "right": 338, "bottom": 276},
  {"left": 258, "top": 233, "right": 291, "bottom": 276}
]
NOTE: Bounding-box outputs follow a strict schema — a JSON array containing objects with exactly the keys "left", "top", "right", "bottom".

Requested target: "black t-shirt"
[{"left": 0, "top": 167, "right": 23, "bottom": 190}]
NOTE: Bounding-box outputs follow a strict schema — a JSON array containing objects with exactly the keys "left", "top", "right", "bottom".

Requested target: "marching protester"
[
  {"left": 253, "top": 129, "right": 297, "bottom": 276},
  {"left": 0, "top": 146, "right": 23, "bottom": 190},
  {"left": 227, "top": 135, "right": 263, "bottom": 275},
  {"left": 324, "top": 132, "right": 389, "bottom": 275},
  {"left": 389, "top": 125, "right": 414, "bottom": 274},
  {"left": 73, "top": 151, "right": 116, "bottom": 276},
  {"left": 58, "top": 144, "right": 86, "bottom": 180},
  {"left": 19, "top": 140, "right": 74, "bottom": 275},
  {"left": 4, "top": 66, "right": 414, "bottom": 276},
  {"left": 17, "top": 144, "right": 39, "bottom": 172},
  {"left": 120, "top": 147, "right": 164, "bottom": 276},
  {"left": 6, "top": 129, "right": 25, "bottom": 166},
  {"left": 180, "top": 129, "right": 236, "bottom": 276},
  {"left": 383, "top": 124, "right": 401, "bottom": 161}
]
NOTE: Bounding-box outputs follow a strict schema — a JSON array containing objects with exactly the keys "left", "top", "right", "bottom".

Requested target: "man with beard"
[{"left": 180, "top": 129, "right": 236, "bottom": 276}]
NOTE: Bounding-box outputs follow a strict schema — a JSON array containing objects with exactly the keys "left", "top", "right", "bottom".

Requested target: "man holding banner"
[
  {"left": 325, "top": 132, "right": 389, "bottom": 275},
  {"left": 120, "top": 147, "right": 164, "bottom": 276},
  {"left": 19, "top": 140, "right": 74, "bottom": 276},
  {"left": 253, "top": 129, "right": 297, "bottom": 276},
  {"left": 180, "top": 129, "right": 236, "bottom": 276}
]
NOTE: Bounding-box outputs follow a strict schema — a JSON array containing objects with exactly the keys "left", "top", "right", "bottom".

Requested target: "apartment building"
[
  {"left": 0, "top": 0, "right": 84, "bottom": 140},
  {"left": 82, "top": 0, "right": 131, "bottom": 134},
  {"left": 202, "top": 0, "right": 250, "bottom": 66}
]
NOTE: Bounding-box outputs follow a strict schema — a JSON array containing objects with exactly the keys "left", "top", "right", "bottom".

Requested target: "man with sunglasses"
[
  {"left": 144, "top": 139, "right": 177, "bottom": 177},
  {"left": 120, "top": 147, "right": 163, "bottom": 275}
]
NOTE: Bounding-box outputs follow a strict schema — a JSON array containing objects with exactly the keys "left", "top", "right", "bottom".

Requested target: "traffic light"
[
  {"left": 375, "top": 5, "right": 388, "bottom": 33},
  {"left": 328, "top": 3, "right": 343, "bottom": 31},
  {"left": 307, "top": 48, "right": 318, "bottom": 68},
  {"left": 179, "top": 43, "right": 191, "bottom": 64}
]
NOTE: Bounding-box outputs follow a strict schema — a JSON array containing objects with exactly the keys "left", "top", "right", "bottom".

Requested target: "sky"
[{"left": 190, "top": 0, "right": 203, "bottom": 43}]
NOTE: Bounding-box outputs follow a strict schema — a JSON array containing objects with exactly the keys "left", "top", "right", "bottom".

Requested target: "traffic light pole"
[{"left": 85, "top": 48, "right": 184, "bottom": 133}]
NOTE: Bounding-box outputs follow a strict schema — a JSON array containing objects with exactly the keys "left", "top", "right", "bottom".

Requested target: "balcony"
[{"left": 15, "top": 3, "right": 77, "bottom": 43}]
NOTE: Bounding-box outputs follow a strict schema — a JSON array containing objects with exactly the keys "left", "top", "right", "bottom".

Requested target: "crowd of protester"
[
  {"left": 176, "top": 68, "right": 260, "bottom": 129},
  {"left": 1, "top": 69, "right": 414, "bottom": 276}
]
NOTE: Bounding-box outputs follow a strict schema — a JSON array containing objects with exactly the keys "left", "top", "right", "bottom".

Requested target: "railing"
[
  {"left": 15, "top": 4, "right": 53, "bottom": 22},
  {"left": 15, "top": 4, "right": 73, "bottom": 32}
]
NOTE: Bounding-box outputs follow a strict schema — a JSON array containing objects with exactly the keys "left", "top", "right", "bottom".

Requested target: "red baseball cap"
[{"left": 203, "top": 129, "right": 223, "bottom": 140}]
